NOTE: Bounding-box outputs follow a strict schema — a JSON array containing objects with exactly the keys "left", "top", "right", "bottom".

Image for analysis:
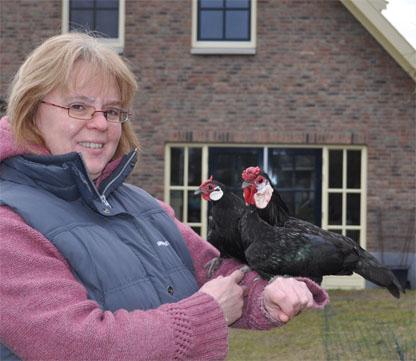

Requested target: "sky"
[{"left": 382, "top": 0, "right": 416, "bottom": 49}]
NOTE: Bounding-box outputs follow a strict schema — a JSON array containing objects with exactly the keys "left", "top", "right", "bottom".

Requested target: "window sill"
[{"left": 191, "top": 47, "right": 256, "bottom": 55}]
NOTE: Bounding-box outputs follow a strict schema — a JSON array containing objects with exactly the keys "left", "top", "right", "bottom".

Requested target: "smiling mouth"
[{"left": 79, "top": 142, "right": 104, "bottom": 149}]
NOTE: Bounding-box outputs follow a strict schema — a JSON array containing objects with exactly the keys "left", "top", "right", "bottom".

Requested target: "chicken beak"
[
  {"left": 194, "top": 189, "right": 202, "bottom": 195},
  {"left": 242, "top": 181, "right": 251, "bottom": 189}
]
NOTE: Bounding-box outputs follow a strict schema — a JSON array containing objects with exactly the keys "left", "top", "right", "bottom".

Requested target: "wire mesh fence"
[{"left": 323, "top": 304, "right": 416, "bottom": 361}]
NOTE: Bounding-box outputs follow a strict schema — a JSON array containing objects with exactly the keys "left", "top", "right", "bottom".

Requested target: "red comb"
[{"left": 242, "top": 166, "right": 261, "bottom": 181}]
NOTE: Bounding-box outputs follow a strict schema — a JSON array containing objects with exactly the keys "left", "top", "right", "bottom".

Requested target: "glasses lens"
[{"left": 69, "top": 104, "right": 94, "bottom": 120}]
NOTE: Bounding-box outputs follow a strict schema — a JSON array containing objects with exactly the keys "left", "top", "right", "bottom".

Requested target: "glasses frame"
[{"left": 40, "top": 100, "right": 130, "bottom": 124}]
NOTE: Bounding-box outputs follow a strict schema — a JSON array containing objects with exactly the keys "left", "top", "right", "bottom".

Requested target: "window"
[
  {"left": 191, "top": 0, "right": 257, "bottom": 54},
  {"left": 322, "top": 147, "right": 367, "bottom": 290},
  {"left": 165, "top": 146, "right": 205, "bottom": 235},
  {"left": 62, "top": 0, "right": 125, "bottom": 52}
]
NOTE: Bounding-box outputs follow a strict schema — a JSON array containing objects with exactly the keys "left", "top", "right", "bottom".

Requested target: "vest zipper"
[
  {"left": 77, "top": 149, "right": 136, "bottom": 211},
  {"left": 101, "top": 150, "right": 137, "bottom": 198}
]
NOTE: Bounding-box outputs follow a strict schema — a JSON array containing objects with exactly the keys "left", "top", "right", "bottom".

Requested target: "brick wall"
[{"left": 1, "top": 0, "right": 414, "bottom": 253}]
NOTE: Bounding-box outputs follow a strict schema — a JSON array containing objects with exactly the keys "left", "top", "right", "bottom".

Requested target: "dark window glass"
[
  {"left": 347, "top": 150, "right": 361, "bottom": 189},
  {"left": 188, "top": 148, "right": 202, "bottom": 186},
  {"left": 268, "top": 149, "right": 322, "bottom": 225},
  {"left": 227, "top": 0, "right": 249, "bottom": 8},
  {"left": 347, "top": 193, "right": 360, "bottom": 225},
  {"left": 200, "top": 0, "right": 224, "bottom": 7},
  {"left": 328, "top": 193, "right": 342, "bottom": 225},
  {"left": 200, "top": 11, "right": 223, "bottom": 39},
  {"left": 198, "top": 0, "right": 251, "bottom": 41},
  {"left": 225, "top": 11, "right": 249, "bottom": 39},
  {"left": 69, "top": 0, "right": 119, "bottom": 38},
  {"left": 96, "top": 0, "right": 118, "bottom": 7},
  {"left": 329, "top": 150, "right": 343, "bottom": 188},
  {"left": 71, "top": 0, "right": 93, "bottom": 8},
  {"left": 330, "top": 229, "right": 343, "bottom": 235},
  {"left": 170, "top": 190, "right": 183, "bottom": 221},
  {"left": 70, "top": 10, "right": 94, "bottom": 30},
  {"left": 191, "top": 226, "right": 201, "bottom": 235},
  {"left": 170, "top": 148, "right": 184, "bottom": 185},
  {"left": 96, "top": 10, "right": 119, "bottom": 37},
  {"left": 188, "top": 191, "right": 201, "bottom": 222},
  {"left": 346, "top": 230, "right": 360, "bottom": 243},
  {"left": 208, "top": 147, "right": 263, "bottom": 196}
]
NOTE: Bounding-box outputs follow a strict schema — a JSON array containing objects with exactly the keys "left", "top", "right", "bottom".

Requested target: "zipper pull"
[{"left": 100, "top": 194, "right": 112, "bottom": 213}]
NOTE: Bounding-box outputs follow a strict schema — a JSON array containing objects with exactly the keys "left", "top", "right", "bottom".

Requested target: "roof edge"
[{"left": 341, "top": 0, "right": 416, "bottom": 82}]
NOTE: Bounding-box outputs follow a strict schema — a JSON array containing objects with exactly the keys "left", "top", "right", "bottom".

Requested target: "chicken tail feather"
[{"left": 355, "top": 253, "right": 403, "bottom": 298}]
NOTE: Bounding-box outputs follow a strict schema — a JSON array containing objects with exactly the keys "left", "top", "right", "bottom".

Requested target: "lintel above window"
[
  {"left": 62, "top": 0, "right": 125, "bottom": 53},
  {"left": 191, "top": 0, "right": 257, "bottom": 54}
]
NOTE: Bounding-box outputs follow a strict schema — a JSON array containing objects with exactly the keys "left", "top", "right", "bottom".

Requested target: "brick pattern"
[{"left": 0, "top": 0, "right": 414, "bottom": 253}]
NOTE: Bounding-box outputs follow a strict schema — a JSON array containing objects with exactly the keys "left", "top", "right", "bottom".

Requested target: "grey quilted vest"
[{"left": 0, "top": 150, "right": 199, "bottom": 360}]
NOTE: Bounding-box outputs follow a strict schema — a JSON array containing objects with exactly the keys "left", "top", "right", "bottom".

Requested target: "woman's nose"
[{"left": 87, "top": 111, "right": 108, "bottom": 130}]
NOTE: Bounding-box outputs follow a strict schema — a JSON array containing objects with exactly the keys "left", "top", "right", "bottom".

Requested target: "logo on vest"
[{"left": 157, "top": 240, "right": 170, "bottom": 247}]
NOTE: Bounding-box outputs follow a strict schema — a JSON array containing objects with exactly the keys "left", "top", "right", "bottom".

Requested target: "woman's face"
[{"left": 36, "top": 61, "right": 123, "bottom": 180}]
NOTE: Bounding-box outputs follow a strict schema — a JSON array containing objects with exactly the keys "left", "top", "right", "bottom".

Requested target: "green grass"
[{"left": 227, "top": 289, "right": 416, "bottom": 361}]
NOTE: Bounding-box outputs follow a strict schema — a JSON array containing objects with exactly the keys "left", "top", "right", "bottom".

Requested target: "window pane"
[
  {"left": 328, "top": 193, "right": 342, "bottom": 225},
  {"left": 71, "top": 0, "right": 93, "bottom": 9},
  {"left": 200, "top": 0, "right": 224, "bottom": 8},
  {"left": 170, "top": 190, "right": 183, "bottom": 221},
  {"left": 209, "top": 148, "right": 262, "bottom": 191},
  {"left": 191, "top": 226, "right": 202, "bottom": 235},
  {"left": 346, "top": 230, "right": 360, "bottom": 244},
  {"left": 347, "top": 193, "right": 360, "bottom": 225},
  {"left": 347, "top": 150, "right": 361, "bottom": 189},
  {"left": 329, "top": 150, "right": 343, "bottom": 188},
  {"left": 188, "top": 191, "right": 201, "bottom": 222},
  {"left": 268, "top": 149, "right": 293, "bottom": 188},
  {"left": 170, "top": 148, "right": 184, "bottom": 185},
  {"left": 70, "top": 10, "right": 94, "bottom": 31},
  {"left": 330, "top": 229, "right": 343, "bottom": 235},
  {"left": 188, "top": 148, "right": 202, "bottom": 186},
  {"left": 226, "top": 0, "right": 250, "bottom": 8},
  {"left": 295, "top": 171, "right": 314, "bottom": 189},
  {"left": 200, "top": 11, "right": 223, "bottom": 39},
  {"left": 96, "top": 10, "right": 119, "bottom": 38},
  {"left": 225, "top": 11, "right": 249, "bottom": 39},
  {"left": 96, "top": 0, "right": 119, "bottom": 8}
]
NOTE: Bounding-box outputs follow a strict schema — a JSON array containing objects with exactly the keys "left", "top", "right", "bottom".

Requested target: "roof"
[{"left": 341, "top": 0, "right": 416, "bottom": 81}]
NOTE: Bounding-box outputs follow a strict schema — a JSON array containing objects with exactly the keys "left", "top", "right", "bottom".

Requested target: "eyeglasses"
[{"left": 40, "top": 100, "right": 130, "bottom": 124}]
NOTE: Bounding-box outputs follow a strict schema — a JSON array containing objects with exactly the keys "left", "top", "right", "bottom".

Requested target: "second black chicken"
[{"left": 241, "top": 166, "right": 403, "bottom": 298}]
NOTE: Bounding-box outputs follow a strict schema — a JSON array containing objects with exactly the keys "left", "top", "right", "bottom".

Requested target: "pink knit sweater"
[{"left": 0, "top": 116, "right": 328, "bottom": 360}]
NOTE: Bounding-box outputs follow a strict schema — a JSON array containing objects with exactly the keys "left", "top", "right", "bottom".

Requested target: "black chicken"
[
  {"left": 241, "top": 166, "right": 403, "bottom": 298},
  {"left": 195, "top": 176, "right": 247, "bottom": 276}
]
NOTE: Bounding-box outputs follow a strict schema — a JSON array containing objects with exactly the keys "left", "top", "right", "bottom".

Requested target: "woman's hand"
[
  {"left": 199, "top": 269, "right": 246, "bottom": 325},
  {"left": 263, "top": 277, "right": 315, "bottom": 323}
]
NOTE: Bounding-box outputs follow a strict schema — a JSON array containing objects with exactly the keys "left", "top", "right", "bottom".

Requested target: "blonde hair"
[{"left": 7, "top": 32, "right": 140, "bottom": 157}]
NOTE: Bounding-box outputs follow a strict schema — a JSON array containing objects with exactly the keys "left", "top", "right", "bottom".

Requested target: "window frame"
[
  {"left": 61, "top": 0, "right": 125, "bottom": 53},
  {"left": 191, "top": 0, "right": 257, "bottom": 54}
]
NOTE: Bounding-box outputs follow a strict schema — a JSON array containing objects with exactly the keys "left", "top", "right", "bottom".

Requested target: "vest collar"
[{"left": 2, "top": 149, "right": 137, "bottom": 214}]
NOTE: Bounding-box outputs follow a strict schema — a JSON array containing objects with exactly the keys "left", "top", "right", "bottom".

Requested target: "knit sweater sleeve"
[
  {"left": 158, "top": 201, "right": 329, "bottom": 330},
  {"left": 0, "top": 206, "right": 228, "bottom": 361}
]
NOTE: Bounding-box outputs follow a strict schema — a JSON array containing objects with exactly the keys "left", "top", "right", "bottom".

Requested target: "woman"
[{"left": 0, "top": 33, "right": 328, "bottom": 361}]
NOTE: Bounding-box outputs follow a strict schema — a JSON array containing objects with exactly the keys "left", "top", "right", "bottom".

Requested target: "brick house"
[{"left": 1, "top": 0, "right": 415, "bottom": 289}]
